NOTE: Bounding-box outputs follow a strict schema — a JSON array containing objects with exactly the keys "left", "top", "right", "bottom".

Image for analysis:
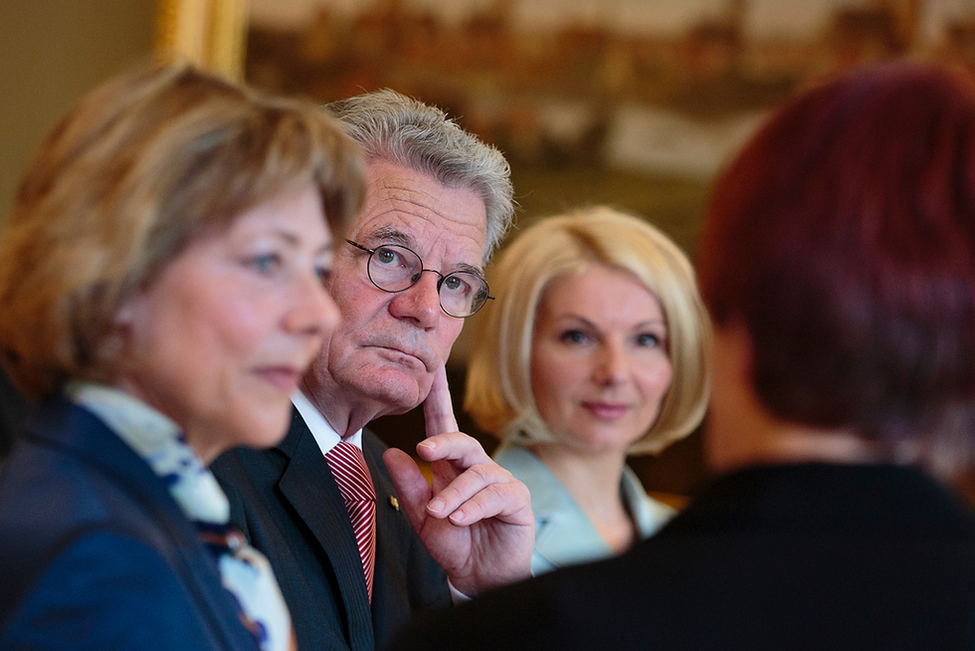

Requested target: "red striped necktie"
[{"left": 325, "top": 440, "right": 377, "bottom": 601}]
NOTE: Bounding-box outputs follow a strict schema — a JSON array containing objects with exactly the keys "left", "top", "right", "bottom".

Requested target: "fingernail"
[
  {"left": 418, "top": 440, "right": 436, "bottom": 451},
  {"left": 448, "top": 510, "right": 467, "bottom": 524},
  {"left": 427, "top": 498, "right": 445, "bottom": 514}
]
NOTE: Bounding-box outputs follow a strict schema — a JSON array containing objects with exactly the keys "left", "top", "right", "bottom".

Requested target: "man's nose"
[{"left": 388, "top": 270, "right": 442, "bottom": 328}]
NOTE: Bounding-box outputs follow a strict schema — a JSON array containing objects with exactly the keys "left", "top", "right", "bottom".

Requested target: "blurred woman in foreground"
[
  {"left": 0, "top": 63, "right": 364, "bottom": 650},
  {"left": 465, "top": 207, "right": 710, "bottom": 574}
]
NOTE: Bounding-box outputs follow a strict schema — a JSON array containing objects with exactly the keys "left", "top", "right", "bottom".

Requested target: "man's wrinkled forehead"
[{"left": 355, "top": 159, "right": 489, "bottom": 262}]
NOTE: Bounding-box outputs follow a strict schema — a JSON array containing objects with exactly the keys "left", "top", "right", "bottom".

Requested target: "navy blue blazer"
[
  {"left": 391, "top": 463, "right": 975, "bottom": 651},
  {"left": 211, "top": 409, "right": 451, "bottom": 651},
  {"left": 0, "top": 364, "right": 31, "bottom": 459},
  {"left": 0, "top": 396, "right": 259, "bottom": 651}
]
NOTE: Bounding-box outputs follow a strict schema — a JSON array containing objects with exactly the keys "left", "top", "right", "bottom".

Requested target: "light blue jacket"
[{"left": 493, "top": 441, "right": 675, "bottom": 576}]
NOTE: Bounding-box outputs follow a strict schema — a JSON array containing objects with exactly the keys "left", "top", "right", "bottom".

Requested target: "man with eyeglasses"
[
  {"left": 344, "top": 239, "right": 493, "bottom": 318},
  {"left": 211, "top": 89, "right": 533, "bottom": 651}
]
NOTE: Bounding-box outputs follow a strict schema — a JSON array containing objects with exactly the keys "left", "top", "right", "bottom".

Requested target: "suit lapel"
[{"left": 276, "top": 413, "right": 375, "bottom": 651}]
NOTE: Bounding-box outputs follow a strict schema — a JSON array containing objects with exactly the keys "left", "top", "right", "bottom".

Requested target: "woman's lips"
[
  {"left": 256, "top": 367, "right": 302, "bottom": 393},
  {"left": 582, "top": 401, "right": 629, "bottom": 420}
]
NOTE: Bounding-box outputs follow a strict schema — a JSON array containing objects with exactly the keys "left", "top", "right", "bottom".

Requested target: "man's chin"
[{"left": 349, "top": 368, "right": 430, "bottom": 414}]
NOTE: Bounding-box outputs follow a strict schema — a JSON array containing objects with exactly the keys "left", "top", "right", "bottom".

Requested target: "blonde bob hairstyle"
[
  {"left": 0, "top": 63, "right": 366, "bottom": 400},
  {"left": 464, "top": 206, "right": 711, "bottom": 455}
]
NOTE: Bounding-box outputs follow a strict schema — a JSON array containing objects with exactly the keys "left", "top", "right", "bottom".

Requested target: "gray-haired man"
[{"left": 211, "top": 90, "right": 532, "bottom": 651}]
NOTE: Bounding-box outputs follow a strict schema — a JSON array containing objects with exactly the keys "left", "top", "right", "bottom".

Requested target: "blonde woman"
[{"left": 465, "top": 206, "right": 710, "bottom": 574}]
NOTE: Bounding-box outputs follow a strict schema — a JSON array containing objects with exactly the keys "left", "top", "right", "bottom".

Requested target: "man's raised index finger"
[{"left": 423, "top": 363, "right": 459, "bottom": 438}]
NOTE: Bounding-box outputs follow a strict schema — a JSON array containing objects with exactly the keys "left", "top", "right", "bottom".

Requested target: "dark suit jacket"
[
  {"left": 211, "top": 409, "right": 450, "bottom": 651},
  {"left": 390, "top": 463, "right": 975, "bottom": 651},
  {"left": 0, "top": 364, "right": 32, "bottom": 459},
  {"left": 0, "top": 396, "right": 258, "bottom": 651}
]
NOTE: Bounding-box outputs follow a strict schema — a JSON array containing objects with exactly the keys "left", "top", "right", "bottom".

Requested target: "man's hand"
[{"left": 383, "top": 364, "right": 535, "bottom": 597}]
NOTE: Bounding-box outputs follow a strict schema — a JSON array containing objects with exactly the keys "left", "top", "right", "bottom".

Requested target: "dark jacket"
[
  {"left": 0, "top": 396, "right": 258, "bottom": 651},
  {"left": 0, "top": 365, "right": 31, "bottom": 459},
  {"left": 211, "top": 409, "right": 450, "bottom": 651},
  {"left": 390, "top": 463, "right": 975, "bottom": 651}
]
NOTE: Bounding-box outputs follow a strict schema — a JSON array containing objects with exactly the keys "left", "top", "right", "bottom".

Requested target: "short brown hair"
[{"left": 0, "top": 63, "right": 365, "bottom": 399}]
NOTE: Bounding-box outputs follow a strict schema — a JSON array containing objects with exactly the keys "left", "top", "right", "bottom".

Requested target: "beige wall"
[{"left": 0, "top": 0, "right": 157, "bottom": 221}]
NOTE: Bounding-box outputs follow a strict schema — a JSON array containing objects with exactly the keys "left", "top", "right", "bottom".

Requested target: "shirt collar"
[{"left": 291, "top": 389, "right": 363, "bottom": 456}]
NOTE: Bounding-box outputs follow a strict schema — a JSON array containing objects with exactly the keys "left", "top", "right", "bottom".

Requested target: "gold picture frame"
[{"left": 155, "top": 0, "right": 249, "bottom": 80}]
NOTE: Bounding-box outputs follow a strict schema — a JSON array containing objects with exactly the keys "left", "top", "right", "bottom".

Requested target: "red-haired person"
[{"left": 389, "top": 59, "right": 975, "bottom": 651}]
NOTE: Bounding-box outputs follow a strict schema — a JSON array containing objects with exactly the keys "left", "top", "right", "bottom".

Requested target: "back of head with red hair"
[{"left": 697, "top": 60, "right": 975, "bottom": 473}]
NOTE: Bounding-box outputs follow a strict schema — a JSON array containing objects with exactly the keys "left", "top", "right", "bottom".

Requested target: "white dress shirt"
[{"left": 292, "top": 389, "right": 363, "bottom": 450}]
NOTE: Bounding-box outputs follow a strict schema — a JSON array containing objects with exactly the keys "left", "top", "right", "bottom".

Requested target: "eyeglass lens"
[{"left": 367, "top": 244, "right": 488, "bottom": 317}]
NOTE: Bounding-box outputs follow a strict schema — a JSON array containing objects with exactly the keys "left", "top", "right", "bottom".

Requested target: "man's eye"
[
  {"left": 442, "top": 274, "right": 472, "bottom": 295},
  {"left": 375, "top": 247, "right": 401, "bottom": 265}
]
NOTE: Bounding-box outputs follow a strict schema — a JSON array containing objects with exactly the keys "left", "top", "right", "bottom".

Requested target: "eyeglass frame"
[{"left": 345, "top": 239, "right": 494, "bottom": 317}]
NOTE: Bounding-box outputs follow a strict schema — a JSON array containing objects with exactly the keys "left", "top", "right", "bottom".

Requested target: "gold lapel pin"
[{"left": 389, "top": 496, "right": 400, "bottom": 511}]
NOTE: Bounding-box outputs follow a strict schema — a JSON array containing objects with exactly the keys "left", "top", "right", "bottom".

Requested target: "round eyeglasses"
[{"left": 347, "top": 240, "right": 493, "bottom": 318}]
